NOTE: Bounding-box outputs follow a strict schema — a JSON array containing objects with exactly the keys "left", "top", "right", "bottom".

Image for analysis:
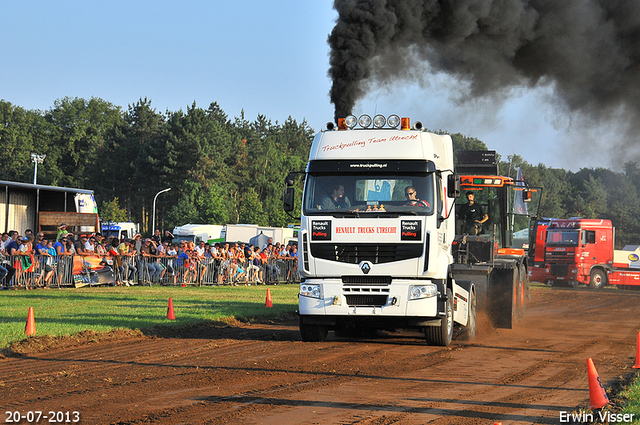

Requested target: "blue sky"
[{"left": 1, "top": 1, "right": 622, "bottom": 171}]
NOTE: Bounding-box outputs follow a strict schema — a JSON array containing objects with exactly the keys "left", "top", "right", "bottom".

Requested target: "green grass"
[
  {"left": 618, "top": 375, "right": 640, "bottom": 423},
  {"left": 0, "top": 285, "right": 299, "bottom": 348}
]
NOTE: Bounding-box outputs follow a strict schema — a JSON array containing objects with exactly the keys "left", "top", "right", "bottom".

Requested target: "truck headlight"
[
  {"left": 409, "top": 284, "right": 438, "bottom": 300},
  {"left": 300, "top": 284, "right": 322, "bottom": 299}
]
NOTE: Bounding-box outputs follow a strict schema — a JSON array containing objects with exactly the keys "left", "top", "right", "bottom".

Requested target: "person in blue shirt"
[{"left": 52, "top": 235, "right": 68, "bottom": 287}]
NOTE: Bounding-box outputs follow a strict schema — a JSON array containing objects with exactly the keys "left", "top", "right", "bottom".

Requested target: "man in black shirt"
[
  {"left": 161, "top": 231, "right": 174, "bottom": 245},
  {"left": 457, "top": 191, "right": 488, "bottom": 235}
]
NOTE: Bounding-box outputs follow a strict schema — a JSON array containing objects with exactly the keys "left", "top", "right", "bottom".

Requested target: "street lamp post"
[
  {"left": 152, "top": 188, "right": 171, "bottom": 235},
  {"left": 31, "top": 153, "right": 46, "bottom": 184}
]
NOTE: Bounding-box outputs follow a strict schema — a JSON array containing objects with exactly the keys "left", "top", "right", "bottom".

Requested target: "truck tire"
[
  {"left": 509, "top": 267, "right": 520, "bottom": 325},
  {"left": 488, "top": 268, "right": 519, "bottom": 329},
  {"left": 589, "top": 269, "right": 607, "bottom": 289},
  {"left": 458, "top": 289, "right": 476, "bottom": 341},
  {"left": 517, "top": 263, "right": 528, "bottom": 318},
  {"left": 299, "top": 317, "right": 328, "bottom": 342},
  {"left": 425, "top": 288, "right": 453, "bottom": 346}
]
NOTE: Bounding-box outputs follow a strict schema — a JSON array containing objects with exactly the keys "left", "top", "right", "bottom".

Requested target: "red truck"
[
  {"left": 543, "top": 218, "right": 640, "bottom": 289},
  {"left": 528, "top": 218, "right": 552, "bottom": 284}
]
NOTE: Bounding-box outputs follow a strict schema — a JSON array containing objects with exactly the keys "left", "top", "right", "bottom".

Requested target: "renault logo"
[{"left": 360, "top": 261, "right": 372, "bottom": 274}]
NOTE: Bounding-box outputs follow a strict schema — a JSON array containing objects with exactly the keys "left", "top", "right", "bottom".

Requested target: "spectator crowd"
[{"left": 0, "top": 224, "right": 299, "bottom": 290}]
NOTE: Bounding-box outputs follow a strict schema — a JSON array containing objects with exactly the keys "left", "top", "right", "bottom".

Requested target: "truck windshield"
[
  {"left": 547, "top": 229, "right": 579, "bottom": 246},
  {"left": 173, "top": 235, "right": 198, "bottom": 244},
  {"left": 303, "top": 174, "right": 434, "bottom": 215}
]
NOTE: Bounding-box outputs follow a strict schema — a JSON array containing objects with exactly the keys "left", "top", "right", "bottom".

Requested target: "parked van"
[
  {"left": 101, "top": 222, "right": 139, "bottom": 240},
  {"left": 172, "top": 224, "right": 225, "bottom": 245}
]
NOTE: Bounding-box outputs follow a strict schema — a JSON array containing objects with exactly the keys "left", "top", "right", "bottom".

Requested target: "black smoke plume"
[{"left": 328, "top": 0, "right": 640, "bottom": 145}]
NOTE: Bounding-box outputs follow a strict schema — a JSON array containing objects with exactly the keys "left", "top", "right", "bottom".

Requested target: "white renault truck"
[{"left": 284, "top": 114, "right": 475, "bottom": 346}]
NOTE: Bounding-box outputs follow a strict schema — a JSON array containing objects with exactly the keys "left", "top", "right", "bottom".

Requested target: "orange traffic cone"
[
  {"left": 25, "top": 306, "right": 36, "bottom": 337},
  {"left": 633, "top": 332, "right": 640, "bottom": 369},
  {"left": 265, "top": 288, "right": 273, "bottom": 308},
  {"left": 587, "top": 358, "right": 609, "bottom": 409},
  {"left": 167, "top": 297, "right": 176, "bottom": 320}
]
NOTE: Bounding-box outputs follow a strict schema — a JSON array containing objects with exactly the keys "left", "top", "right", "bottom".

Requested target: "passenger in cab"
[{"left": 404, "top": 186, "right": 430, "bottom": 207}]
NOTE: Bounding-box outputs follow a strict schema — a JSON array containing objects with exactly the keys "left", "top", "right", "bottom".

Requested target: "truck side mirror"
[
  {"left": 283, "top": 187, "right": 295, "bottom": 212},
  {"left": 447, "top": 174, "right": 460, "bottom": 198},
  {"left": 285, "top": 173, "right": 295, "bottom": 187}
]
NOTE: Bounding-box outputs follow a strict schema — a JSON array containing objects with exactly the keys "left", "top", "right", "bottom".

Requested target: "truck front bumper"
[{"left": 298, "top": 278, "right": 440, "bottom": 320}]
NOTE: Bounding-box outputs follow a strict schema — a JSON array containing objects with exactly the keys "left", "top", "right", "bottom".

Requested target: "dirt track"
[{"left": 2, "top": 287, "right": 640, "bottom": 425}]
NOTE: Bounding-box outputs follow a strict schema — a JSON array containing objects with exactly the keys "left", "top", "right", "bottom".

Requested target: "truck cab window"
[
  {"left": 304, "top": 174, "right": 434, "bottom": 215},
  {"left": 547, "top": 229, "right": 580, "bottom": 246},
  {"left": 583, "top": 230, "right": 596, "bottom": 245}
]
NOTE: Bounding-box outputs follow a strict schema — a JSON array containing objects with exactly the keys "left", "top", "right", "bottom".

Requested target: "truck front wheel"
[
  {"left": 589, "top": 269, "right": 607, "bottom": 289},
  {"left": 425, "top": 288, "right": 453, "bottom": 346},
  {"left": 299, "top": 317, "right": 328, "bottom": 342}
]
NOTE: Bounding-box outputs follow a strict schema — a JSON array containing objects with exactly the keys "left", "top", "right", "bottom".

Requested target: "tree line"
[
  {"left": 1, "top": 97, "right": 638, "bottom": 248},
  {"left": 0, "top": 97, "right": 312, "bottom": 233}
]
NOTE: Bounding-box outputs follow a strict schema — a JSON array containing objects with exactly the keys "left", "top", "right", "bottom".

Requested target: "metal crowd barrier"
[{"left": 0, "top": 254, "right": 300, "bottom": 289}]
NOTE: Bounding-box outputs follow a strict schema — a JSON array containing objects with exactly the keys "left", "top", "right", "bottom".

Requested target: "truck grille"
[
  {"left": 546, "top": 251, "right": 574, "bottom": 263},
  {"left": 345, "top": 294, "right": 388, "bottom": 307},
  {"left": 310, "top": 243, "right": 423, "bottom": 264},
  {"left": 342, "top": 276, "right": 391, "bottom": 286},
  {"left": 550, "top": 264, "right": 569, "bottom": 277}
]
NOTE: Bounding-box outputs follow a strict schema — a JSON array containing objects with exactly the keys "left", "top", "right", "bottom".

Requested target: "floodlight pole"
[
  {"left": 152, "top": 188, "right": 171, "bottom": 235},
  {"left": 31, "top": 153, "right": 46, "bottom": 185}
]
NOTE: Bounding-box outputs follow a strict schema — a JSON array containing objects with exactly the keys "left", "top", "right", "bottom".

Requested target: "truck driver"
[{"left": 321, "top": 183, "right": 351, "bottom": 210}]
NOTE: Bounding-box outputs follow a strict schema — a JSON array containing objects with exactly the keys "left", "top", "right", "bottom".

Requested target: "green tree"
[
  {"left": 0, "top": 100, "right": 53, "bottom": 183},
  {"left": 196, "top": 181, "right": 233, "bottom": 225},
  {"left": 579, "top": 175, "right": 607, "bottom": 218},
  {"left": 100, "top": 198, "right": 128, "bottom": 222},
  {"left": 94, "top": 98, "right": 166, "bottom": 233},
  {"left": 447, "top": 132, "right": 488, "bottom": 160},
  {"left": 534, "top": 166, "right": 570, "bottom": 219},
  {"left": 45, "top": 97, "right": 122, "bottom": 187},
  {"left": 238, "top": 187, "right": 266, "bottom": 225},
  {"left": 160, "top": 102, "right": 237, "bottom": 227}
]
